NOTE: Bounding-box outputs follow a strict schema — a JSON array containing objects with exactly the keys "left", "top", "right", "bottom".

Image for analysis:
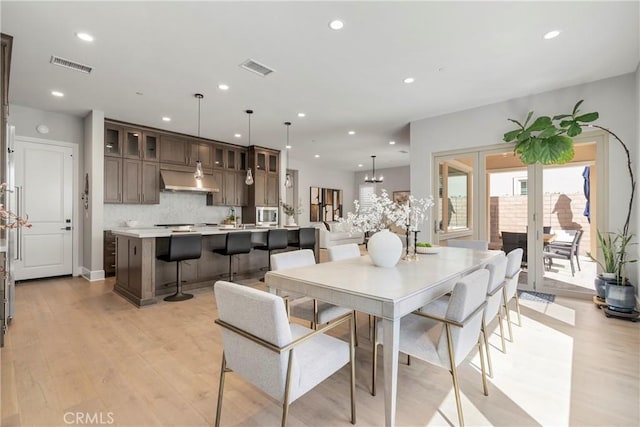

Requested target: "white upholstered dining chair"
[
  {"left": 447, "top": 239, "right": 489, "bottom": 250},
  {"left": 371, "top": 269, "right": 490, "bottom": 426},
  {"left": 214, "top": 280, "right": 356, "bottom": 427},
  {"left": 271, "top": 250, "right": 354, "bottom": 333},
  {"left": 481, "top": 253, "right": 508, "bottom": 377},
  {"left": 503, "top": 248, "right": 524, "bottom": 341}
]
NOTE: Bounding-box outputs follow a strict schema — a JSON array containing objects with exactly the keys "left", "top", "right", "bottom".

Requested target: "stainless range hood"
[{"left": 160, "top": 170, "right": 220, "bottom": 193}]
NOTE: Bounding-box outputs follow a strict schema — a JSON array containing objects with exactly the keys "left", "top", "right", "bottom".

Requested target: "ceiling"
[{"left": 2, "top": 1, "right": 638, "bottom": 172}]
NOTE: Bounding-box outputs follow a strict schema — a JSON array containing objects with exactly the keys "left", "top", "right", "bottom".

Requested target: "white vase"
[
  {"left": 286, "top": 215, "right": 296, "bottom": 226},
  {"left": 368, "top": 229, "right": 402, "bottom": 268}
]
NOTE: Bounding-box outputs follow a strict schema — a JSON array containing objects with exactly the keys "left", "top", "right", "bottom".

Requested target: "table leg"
[{"left": 382, "top": 318, "right": 399, "bottom": 427}]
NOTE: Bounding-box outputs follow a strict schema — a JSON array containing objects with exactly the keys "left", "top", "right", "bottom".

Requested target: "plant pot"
[
  {"left": 367, "top": 229, "right": 402, "bottom": 268},
  {"left": 605, "top": 281, "right": 636, "bottom": 313},
  {"left": 594, "top": 273, "right": 617, "bottom": 299},
  {"left": 286, "top": 215, "right": 296, "bottom": 226}
]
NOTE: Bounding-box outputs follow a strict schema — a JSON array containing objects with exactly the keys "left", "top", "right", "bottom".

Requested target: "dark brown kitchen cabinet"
[
  {"left": 104, "top": 124, "right": 123, "bottom": 157},
  {"left": 104, "top": 157, "right": 122, "bottom": 203},
  {"left": 213, "top": 145, "right": 244, "bottom": 171},
  {"left": 159, "top": 135, "right": 187, "bottom": 165},
  {"left": 188, "top": 141, "right": 212, "bottom": 169},
  {"left": 123, "top": 128, "right": 143, "bottom": 159},
  {"left": 206, "top": 170, "right": 247, "bottom": 207},
  {"left": 122, "top": 159, "right": 141, "bottom": 203},
  {"left": 143, "top": 132, "right": 159, "bottom": 161},
  {"left": 141, "top": 162, "right": 159, "bottom": 204},
  {"left": 115, "top": 235, "right": 156, "bottom": 306},
  {"left": 242, "top": 146, "right": 280, "bottom": 223}
]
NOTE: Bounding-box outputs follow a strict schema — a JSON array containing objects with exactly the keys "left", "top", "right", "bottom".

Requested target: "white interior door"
[{"left": 14, "top": 139, "right": 73, "bottom": 280}]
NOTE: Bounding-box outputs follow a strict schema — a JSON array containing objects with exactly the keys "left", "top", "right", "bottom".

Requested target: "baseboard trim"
[{"left": 81, "top": 267, "right": 105, "bottom": 282}]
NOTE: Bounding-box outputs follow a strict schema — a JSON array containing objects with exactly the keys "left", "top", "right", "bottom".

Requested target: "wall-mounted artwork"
[
  {"left": 310, "top": 186, "right": 343, "bottom": 222},
  {"left": 393, "top": 191, "right": 410, "bottom": 205}
]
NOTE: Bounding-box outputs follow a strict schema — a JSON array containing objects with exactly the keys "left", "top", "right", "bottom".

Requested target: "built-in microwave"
[{"left": 256, "top": 207, "right": 278, "bottom": 226}]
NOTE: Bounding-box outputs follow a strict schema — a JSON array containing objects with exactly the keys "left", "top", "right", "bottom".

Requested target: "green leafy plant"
[
  {"left": 593, "top": 230, "right": 637, "bottom": 284},
  {"left": 503, "top": 100, "right": 599, "bottom": 165},
  {"left": 416, "top": 242, "right": 432, "bottom": 248}
]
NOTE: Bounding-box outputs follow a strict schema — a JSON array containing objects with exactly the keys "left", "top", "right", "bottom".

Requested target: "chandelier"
[{"left": 364, "top": 155, "right": 384, "bottom": 183}]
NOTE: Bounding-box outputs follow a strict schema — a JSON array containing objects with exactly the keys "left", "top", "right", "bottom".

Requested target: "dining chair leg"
[
  {"left": 514, "top": 292, "right": 523, "bottom": 326},
  {"left": 349, "top": 313, "right": 356, "bottom": 424},
  {"left": 477, "top": 335, "right": 489, "bottom": 396},
  {"left": 481, "top": 319, "right": 493, "bottom": 378},
  {"left": 497, "top": 306, "right": 507, "bottom": 353},
  {"left": 576, "top": 253, "right": 581, "bottom": 271},
  {"left": 353, "top": 311, "right": 359, "bottom": 347},
  {"left": 215, "top": 353, "right": 227, "bottom": 427},
  {"left": 282, "top": 350, "right": 295, "bottom": 427},
  {"left": 371, "top": 317, "right": 378, "bottom": 396},
  {"left": 446, "top": 324, "right": 464, "bottom": 427},
  {"left": 503, "top": 289, "right": 514, "bottom": 342},
  {"left": 407, "top": 354, "right": 411, "bottom": 366}
]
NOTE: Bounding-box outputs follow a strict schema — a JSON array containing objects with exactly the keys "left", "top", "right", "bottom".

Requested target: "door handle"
[{"left": 60, "top": 226, "right": 72, "bottom": 231}]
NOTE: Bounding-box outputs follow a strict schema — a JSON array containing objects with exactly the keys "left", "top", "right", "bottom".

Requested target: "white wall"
[
  {"left": 410, "top": 72, "right": 638, "bottom": 285},
  {"left": 288, "top": 157, "right": 356, "bottom": 226},
  {"left": 353, "top": 165, "right": 410, "bottom": 200},
  {"left": 8, "top": 104, "right": 84, "bottom": 144}
]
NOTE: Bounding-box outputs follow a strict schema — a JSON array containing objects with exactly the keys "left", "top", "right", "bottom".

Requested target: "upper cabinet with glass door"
[
  {"left": 104, "top": 124, "right": 123, "bottom": 157},
  {"left": 122, "top": 128, "right": 143, "bottom": 159},
  {"left": 142, "top": 131, "right": 159, "bottom": 161}
]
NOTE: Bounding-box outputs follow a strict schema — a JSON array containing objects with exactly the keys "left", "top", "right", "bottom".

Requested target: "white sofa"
[{"left": 319, "top": 222, "right": 365, "bottom": 249}]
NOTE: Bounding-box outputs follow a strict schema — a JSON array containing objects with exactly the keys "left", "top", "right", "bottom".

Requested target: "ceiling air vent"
[
  {"left": 240, "top": 59, "right": 274, "bottom": 77},
  {"left": 50, "top": 55, "right": 93, "bottom": 74},
  {"left": 399, "top": 150, "right": 409, "bottom": 154}
]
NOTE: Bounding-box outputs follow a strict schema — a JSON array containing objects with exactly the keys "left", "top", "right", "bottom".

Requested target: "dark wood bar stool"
[
  {"left": 292, "top": 227, "right": 316, "bottom": 254},
  {"left": 157, "top": 233, "right": 202, "bottom": 302},
  {"left": 213, "top": 231, "right": 253, "bottom": 281},
  {"left": 254, "top": 229, "right": 289, "bottom": 270}
]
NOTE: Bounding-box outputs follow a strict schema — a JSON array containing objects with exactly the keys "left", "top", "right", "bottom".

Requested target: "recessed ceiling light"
[
  {"left": 76, "top": 32, "right": 94, "bottom": 42},
  {"left": 389, "top": 141, "right": 396, "bottom": 145},
  {"left": 314, "top": 154, "right": 320, "bottom": 158},
  {"left": 162, "top": 117, "right": 171, "bottom": 122},
  {"left": 358, "top": 164, "right": 363, "bottom": 168},
  {"left": 328, "top": 20, "right": 344, "bottom": 30},
  {"left": 51, "top": 90, "right": 64, "bottom": 97},
  {"left": 286, "top": 145, "right": 292, "bottom": 149},
  {"left": 218, "top": 83, "right": 229, "bottom": 91},
  {"left": 234, "top": 133, "right": 242, "bottom": 138},
  {"left": 543, "top": 30, "right": 561, "bottom": 40},
  {"left": 348, "top": 130, "right": 356, "bottom": 135},
  {"left": 403, "top": 77, "right": 415, "bottom": 84},
  {"left": 297, "top": 112, "right": 306, "bottom": 118}
]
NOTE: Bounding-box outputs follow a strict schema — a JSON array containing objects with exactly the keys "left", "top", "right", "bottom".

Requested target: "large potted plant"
[
  {"left": 592, "top": 231, "right": 635, "bottom": 306},
  {"left": 504, "top": 100, "right": 636, "bottom": 311}
]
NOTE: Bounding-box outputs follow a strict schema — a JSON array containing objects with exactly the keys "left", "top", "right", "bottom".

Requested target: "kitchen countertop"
[{"left": 111, "top": 225, "right": 301, "bottom": 238}]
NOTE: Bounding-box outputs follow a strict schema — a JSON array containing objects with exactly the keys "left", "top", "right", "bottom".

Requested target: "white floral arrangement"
[
  {"left": 340, "top": 189, "right": 433, "bottom": 233},
  {"left": 280, "top": 200, "right": 303, "bottom": 217}
]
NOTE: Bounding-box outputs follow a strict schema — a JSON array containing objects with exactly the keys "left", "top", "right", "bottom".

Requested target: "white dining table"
[{"left": 265, "top": 246, "right": 502, "bottom": 427}]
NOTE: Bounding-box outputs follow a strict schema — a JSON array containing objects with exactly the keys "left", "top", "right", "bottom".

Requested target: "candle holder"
[{"left": 413, "top": 230, "right": 420, "bottom": 257}]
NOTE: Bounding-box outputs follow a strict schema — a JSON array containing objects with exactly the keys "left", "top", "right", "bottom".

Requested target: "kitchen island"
[{"left": 111, "top": 226, "right": 318, "bottom": 307}]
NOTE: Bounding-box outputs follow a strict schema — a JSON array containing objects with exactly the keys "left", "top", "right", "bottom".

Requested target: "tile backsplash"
[{"left": 103, "top": 192, "right": 237, "bottom": 229}]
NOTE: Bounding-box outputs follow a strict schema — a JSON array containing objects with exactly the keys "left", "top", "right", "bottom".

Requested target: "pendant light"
[
  {"left": 284, "top": 121, "right": 293, "bottom": 189},
  {"left": 364, "top": 155, "right": 384, "bottom": 183},
  {"left": 193, "top": 93, "right": 204, "bottom": 180},
  {"left": 244, "top": 109, "right": 254, "bottom": 185}
]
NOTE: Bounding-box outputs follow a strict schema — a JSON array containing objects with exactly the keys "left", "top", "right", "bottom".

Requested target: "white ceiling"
[{"left": 2, "top": 1, "right": 638, "bottom": 171}]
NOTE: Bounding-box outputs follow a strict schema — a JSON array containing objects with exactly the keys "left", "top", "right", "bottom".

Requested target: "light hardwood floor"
[{"left": 1, "top": 264, "right": 639, "bottom": 426}]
